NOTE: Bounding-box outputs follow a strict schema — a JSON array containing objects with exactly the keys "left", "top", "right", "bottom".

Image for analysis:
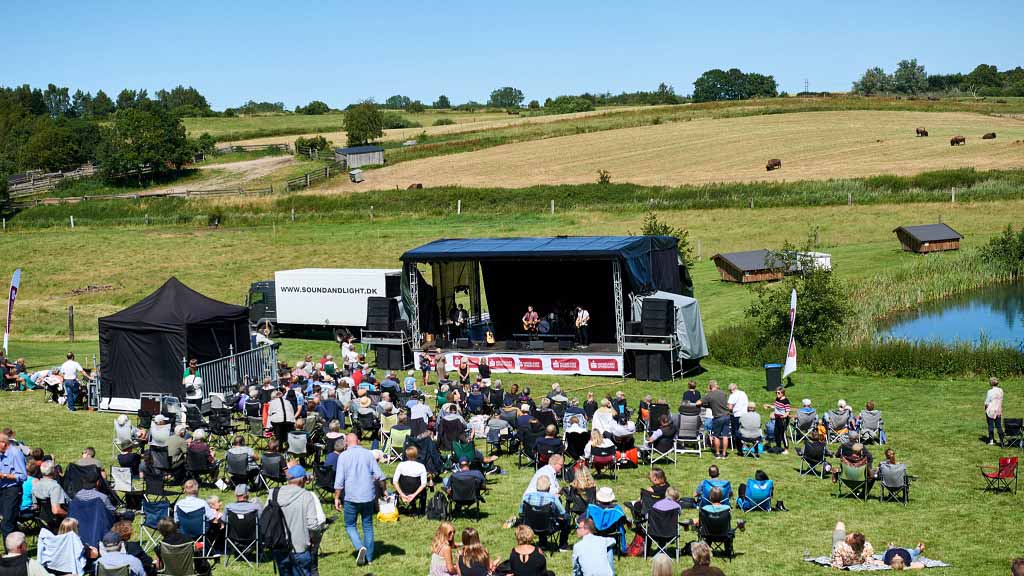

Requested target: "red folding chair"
[{"left": 981, "top": 456, "right": 1018, "bottom": 494}]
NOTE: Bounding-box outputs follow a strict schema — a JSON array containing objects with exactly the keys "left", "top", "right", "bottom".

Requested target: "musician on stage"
[
  {"left": 454, "top": 304, "right": 469, "bottom": 339},
  {"left": 575, "top": 305, "right": 590, "bottom": 348},
  {"left": 522, "top": 305, "right": 540, "bottom": 334}
]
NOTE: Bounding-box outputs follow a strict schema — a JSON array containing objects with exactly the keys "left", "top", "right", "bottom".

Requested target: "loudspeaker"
[
  {"left": 632, "top": 350, "right": 672, "bottom": 382},
  {"left": 366, "top": 297, "right": 400, "bottom": 331},
  {"left": 385, "top": 274, "right": 400, "bottom": 298},
  {"left": 559, "top": 339, "right": 573, "bottom": 350},
  {"left": 528, "top": 340, "right": 544, "bottom": 351},
  {"left": 641, "top": 298, "right": 674, "bottom": 336},
  {"left": 456, "top": 338, "right": 471, "bottom": 349},
  {"left": 375, "top": 344, "right": 410, "bottom": 370},
  {"left": 506, "top": 340, "right": 520, "bottom": 350},
  {"left": 625, "top": 321, "right": 641, "bottom": 335},
  {"left": 543, "top": 341, "right": 559, "bottom": 352}
]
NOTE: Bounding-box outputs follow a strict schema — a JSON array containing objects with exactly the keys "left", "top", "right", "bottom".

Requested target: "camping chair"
[
  {"left": 697, "top": 479, "right": 733, "bottom": 508},
  {"left": 246, "top": 417, "right": 268, "bottom": 451},
  {"left": 260, "top": 453, "right": 288, "bottom": 489},
  {"left": 185, "top": 450, "right": 220, "bottom": 486},
  {"left": 144, "top": 469, "right": 181, "bottom": 505},
  {"left": 857, "top": 411, "right": 884, "bottom": 444},
  {"left": 981, "top": 456, "right": 1018, "bottom": 494},
  {"left": 405, "top": 435, "right": 444, "bottom": 477},
  {"left": 438, "top": 418, "right": 466, "bottom": 452},
  {"left": 68, "top": 496, "right": 113, "bottom": 549},
  {"left": 738, "top": 479, "right": 773, "bottom": 512},
  {"left": 697, "top": 507, "right": 738, "bottom": 557},
  {"left": 790, "top": 410, "right": 818, "bottom": 445},
  {"left": 836, "top": 462, "right": 872, "bottom": 501},
  {"left": 208, "top": 411, "right": 237, "bottom": 448},
  {"left": 517, "top": 427, "right": 541, "bottom": 469},
  {"left": 589, "top": 444, "right": 618, "bottom": 479},
  {"left": 826, "top": 410, "right": 851, "bottom": 444},
  {"left": 485, "top": 425, "right": 513, "bottom": 456},
  {"left": 645, "top": 506, "right": 680, "bottom": 560},
  {"left": 519, "top": 502, "right": 560, "bottom": 551},
  {"left": 110, "top": 466, "right": 143, "bottom": 511},
  {"left": 34, "top": 497, "right": 60, "bottom": 533},
  {"left": 224, "top": 451, "right": 255, "bottom": 488},
  {"left": 176, "top": 507, "right": 213, "bottom": 558},
  {"left": 223, "top": 508, "right": 260, "bottom": 567},
  {"left": 536, "top": 445, "right": 563, "bottom": 471},
  {"left": 448, "top": 475, "right": 484, "bottom": 520},
  {"left": 564, "top": 431, "right": 590, "bottom": 467},
  {"left": 452, "top": 439, "right": 481, "bottom": 470},
  {"left": 184, "top": 404, "right": 206, "bottom": 431},
  {"left": 563, "top": 486, "right": 595, "bottom": 525},
  {"left": 536, "top": 410, "right": 559, "bottom": 433},
  {"left": 1003, "top": 418, "right": 1024, "bottom": 450},
  {"left": 141, "top": 499, "right": 170, "bottom": 553},
  {"left": 97, "top": 564, "right": 131, "bottom": 576},
  {"left": 148, "top": 445, "right": 173, "bottom": 475},
  {"left": 645, "top": 403, "right": 671, "bottom": 433},
  {"left": 586, "top": 503, "right": 627, "bottom": 555},
  {"left": 160, "top": 540, "right": 199, "bottom": 576},
  {"left": 878, "top": 462, "right": 911, "bottom": 505},
  {"left": 383, "top": 427, "right": 410, "bottom": 463},
  {"left": 799, "top": 444, "right": 829, "bottom": 478},
  {"left": 62, "top": 463, "right": 105, "bottom": 499},
  {"left": 738, "top": 433, "right": 762, "bottom": 459},
  {"left": 676, "top": 413, "right": 705, "bottom": 458},
  {"left": 395, "top": 475, "right": 427, "bottom": 515},
  {"left": 286, "top": 431, "right": 310, "bottom": 464},
  {"left": 313, "top": 462, "right": 336, "bottom": 502},
  {"left": 353, "top": 412, "right": 379, "bottom": 442},
  {"left": 648, "top": 427, "right": 677, "bottom": 466}
]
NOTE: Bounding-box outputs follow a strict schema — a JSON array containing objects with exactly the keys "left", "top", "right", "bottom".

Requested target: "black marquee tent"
[
  {"left": 99, "top": 277, "right": 250, "bottom": 402},
  {"left": 400, "top": 236, "right": 691, "bottom": 346}
]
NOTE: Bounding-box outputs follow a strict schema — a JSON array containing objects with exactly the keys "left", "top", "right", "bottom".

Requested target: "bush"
[
  {"left": 629, "top": 211, "right": 695, "bottom": 268},
  {"left": 545, "top": 96, "right": 595, "bottom": 115},
  {"left": 981, "top": 224, "right": 1024, "bottom": 279},
  {"left": 381, "top": 112, "right": 422, "bottom": 130},
  {"left": 294, "top": 135, "right": 330, "bottom": 152},
  {"left": 432, "top": 118, "right": 455, "bottom": 126},
  {"left": 596, "top": 169, "right": 611, "bottom": 184},
  {"left": 406, "top": 100, "right": 426, "bottom": 113},
  {"left": 296, "top": 100, "right": 330, "bottom": 115}
]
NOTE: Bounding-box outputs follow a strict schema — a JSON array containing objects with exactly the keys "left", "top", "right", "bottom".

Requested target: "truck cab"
[{"left": 247, "top": 281, "right": 277, "bottom": 331}]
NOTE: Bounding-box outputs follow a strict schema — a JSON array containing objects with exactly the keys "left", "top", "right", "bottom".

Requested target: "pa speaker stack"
[
  {"left": 640, "top": 298, "right": 674, "bottom": 336},
  {"left": 633, "top": 298, "right": 675, "bottom": 381},
  {"left": 385, "top": 274, "right": 401, "bottom": 298},
  {"left": 633, "top": 350, "right": 672, "bottom": 381},
  {"left": 375, "top": 344, "right": 411, "bottom": 370},
  {"left": 366, "top": 297, "right": 397, "bottom": 331}
]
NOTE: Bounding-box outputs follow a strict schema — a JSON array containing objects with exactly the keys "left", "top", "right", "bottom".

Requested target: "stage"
[{"left": 441, "top": 342, "right": 624, "bottom": 377}]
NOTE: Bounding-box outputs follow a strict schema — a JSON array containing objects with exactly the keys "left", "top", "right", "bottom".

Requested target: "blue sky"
[{"left": 2, "top": 0, "right": 1021, "bottom": 110}]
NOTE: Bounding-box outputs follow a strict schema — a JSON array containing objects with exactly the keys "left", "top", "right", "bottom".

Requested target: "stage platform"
[{"left": 441, "top": 342, "right": 623, "bottom": 377}]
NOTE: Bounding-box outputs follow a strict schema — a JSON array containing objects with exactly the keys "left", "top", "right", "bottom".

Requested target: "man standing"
[
  {"left": 60, "top": 352, "right": 91, "bottom": 412},
  {"left": 572, "top": 518, "right": 615, "bottom": 576},
  {"left": 273, "top": 466, "right": 324, "bottom": 576},
  {"left": 522, "top": 306, "right": 539, "bottom": 334},
  {"left": 703, "top": 381, "right": 730, "bottom": 459},
  {"left": 333, "top": 434, "right": 384, "bottom": 567},
  {"left": 0, "top": 432, "right": 27, "bottom": 549},
  {"left": 985, "top": 377, "right": 1005, "bottom": 447},
  {"left": 575, "top": 306, "right": 590, "bottom": 348},
  {"left": 726, "top": 383, "right": 749, "bottom": 456}
]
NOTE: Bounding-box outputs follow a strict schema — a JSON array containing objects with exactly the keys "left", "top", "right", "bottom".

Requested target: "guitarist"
[
  {"left": 575, "top": 305, "right": 590, "bottom": 348},
  {"left": 521, "top": 305, "right": 540, "bottom": 334},
  {"left": 454, "top": 304, "right": 469, "bottom": 339}
]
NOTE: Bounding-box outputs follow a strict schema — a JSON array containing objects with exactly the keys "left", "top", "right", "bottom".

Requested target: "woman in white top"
[
  {"left": 985, "top": 376, "right": 1005, "bottom": 446},
  {"left": 266, "top": 390, "right": 296, "bottom": 444},
  {"left": 392, "top": 445, "right": 429, "bottom": 514},
  {"left": 583, "top": 428, "right": 614, "bottom": 459}
]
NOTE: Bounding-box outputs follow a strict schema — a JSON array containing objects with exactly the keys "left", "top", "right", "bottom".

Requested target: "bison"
[
  {"left": 982, "top": 132, "right": 997, "bottom": 140},
  {"left": 916, "top": 127, "right": 929, "bottom": 137},
  {"left": 766, "top": 159, "right": 782, "bottom": 171},
  {"left": 950, "top": 135, "right": 966, "bottom": 146},
  {"left": 407, "top": 183, "right": 423, "bottom": 189}
]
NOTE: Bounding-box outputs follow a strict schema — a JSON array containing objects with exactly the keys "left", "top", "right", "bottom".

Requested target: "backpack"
[
  {"left": 426, "top": 491, "right": 450, "bottom": 521},
  {"left": 259, "top": 488, "right": 292, "bottom": 552}
]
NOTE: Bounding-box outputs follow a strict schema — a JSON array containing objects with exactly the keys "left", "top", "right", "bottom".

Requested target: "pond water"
[{"left": 877, "top": 283, "right": 1024, "bottom": 348}]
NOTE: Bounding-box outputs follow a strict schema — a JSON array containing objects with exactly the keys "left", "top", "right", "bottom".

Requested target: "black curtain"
[
  {"left": 186, "top": 318, "right": 249, "bottom": 363},
  {"left": 481, "top": 260, "right": 616, "bottom": 343},
  {"left": 99, "top": 328, "right": 186, "bottom": 400}
]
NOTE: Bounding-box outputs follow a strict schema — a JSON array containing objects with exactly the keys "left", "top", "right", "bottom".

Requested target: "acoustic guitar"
[{"left": 485, "top": 331, "right": 496, "bottom": 346}]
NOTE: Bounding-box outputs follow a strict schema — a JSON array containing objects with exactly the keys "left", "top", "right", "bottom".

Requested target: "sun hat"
[
  {"left": 358, "top": 396, "right": 372, "bottom": 408},
  {"left": 596, "top": 487, "right": 616, "bottom": 503}
]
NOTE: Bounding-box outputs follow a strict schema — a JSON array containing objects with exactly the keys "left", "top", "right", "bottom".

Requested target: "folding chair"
[
  {"left": 448, "top": 475, "right": 484, "bottom": 520},
  {"left": 1003, "top": 418, "right": 1024, "bottom": 450},
  {"left": 354, "top": 412, "right": 380, "bottom": 442},
  {"left": 144, "top": 471, "right": 181, "bottom": 505},
  {"left": 825, "top": 410, "right": 850, "bottom": 444},
  {"left": 452, "top": 439, "right": 482, "bottom": 470},
  {"left": 246, "top": 417, "right": 268, "bottom": 451},
  {"left": 260, "top": 453, "right": 288, "bottom": 489},
  {"left": 980, "top": 456, "right": 1018, "bottom": 494},
  {"left": 696, "top": 480, "right": 733, "bottom": 508},
  {"left": 738, "top": 435, "right": 762, "bottom": 459},
  {"left": 589, "top": 444, "right": 618, "bottom": 480},
  {"left": 564, "top": 431, "right": 590, "bottom": 467},
  {"left": 68, "top": 496, "right": 113, "bottom": 549},
  {"left": 224, "top": 451, "right": 254, "bottom": 488},
  {"left": 857, "top": 411, "right": 884, "bottom": 445},
  {"left": 836, "top": 463, "right": 872, "bottom": 501},
  {"left": 799, "top": 445, "right": 829, "bottom": 478},
  {"left": 383, "top": 427, "right": 410, "bottom": 463},
  {"left": 738, "top": 479, "right": 773, "bottom": 512},
  {"left": 644, "top": 506, "right": 680, "bottom": 560},
  {"left": 485, "top": 425, "right": 513, "bottom": 456},
  {"left": 645, "top": 404, "right": 670, "bottom": 434},
  {"left": 141, "top": 499, "right": 170, "bottom": 553},
  {"left": 536, "top": 446, "right": 563, "bottom": 471},
  {"left": 184, "top": 404, "right": 207, "bottom": 431},
  {"left": 110, "top": 466, "right": 143, "bottom": 512},
  {"left": 790, "top": 411, "right": 818, "bottom": 445},
  {"left": 438, "top": 418, "right": 466, "bottom": 452},
  {"left": 176, "top": 507, "right": 214, "bottom": 559},
  {"left": 586, "top": 503, "right": 627, "bottom": 555},
  {"left": 395, "top": 475, "right": 426, "bottom": 515},
  {"left": 286, "top": 431, "right": 310, "bottom": 464},
  {"left": 97, "top": 564, "right": 131, "bottom": 576},
  {"left": 878, "top": 463, "right": 910, "bottom": 505},
  {"left": 698, "top": 507, "right": 737, "bottom": 557},
  {"left": 675, "top": 413, "right": 705, "bottom": 458},
  {"left": 160, "top": 540, "right": 199, "bottom": 576},
  {"left": 224, "top": 508, "right": 260, "bottom": 567},
  {"left": 519, "top": 502, "right": 560, "bottom": 551},
  {"left": 536, "top": 409, "right": 559, "bottom": 433},
  {"left": 34, "top": 497, "right": 60, "bottom": 533},
  {"left": 313, "top": 462, "right": 337, "bottom": 502},
  {"left": 648, "top": 429, "right": 677, "bottom": 466},
  {"left": 517, "top": 428, "right": 541, "bottom": 469}
]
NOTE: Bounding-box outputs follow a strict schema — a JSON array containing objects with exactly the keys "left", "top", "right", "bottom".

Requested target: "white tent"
[{"left": 630, "top": 291, "right": 709, "bottom": 360}]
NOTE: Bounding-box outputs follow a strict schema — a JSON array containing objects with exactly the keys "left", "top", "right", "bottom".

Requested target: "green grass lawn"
[{"left": 3, "top": 362, "right": 1020, "bottom": 575}]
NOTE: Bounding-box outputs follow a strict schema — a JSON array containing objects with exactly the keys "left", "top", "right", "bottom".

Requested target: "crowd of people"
[{"left": 1, "top": 345, "right": 1018, "bottom": 576}]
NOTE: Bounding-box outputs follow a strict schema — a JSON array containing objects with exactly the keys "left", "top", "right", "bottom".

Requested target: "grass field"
[
  {"left": 318, "top": 111, "right": 1024, "bottom": 191},
  {"left": 2, "top": 362, "right": 1020, "bottom": 576}
]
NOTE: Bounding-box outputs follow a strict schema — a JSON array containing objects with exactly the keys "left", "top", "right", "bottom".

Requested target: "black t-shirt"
[
  {"left": 458, "top": 557, "right": 489, "bottom": 576},
  {"left": 509, "top": 547, "right": 546, "bottom": 576}
]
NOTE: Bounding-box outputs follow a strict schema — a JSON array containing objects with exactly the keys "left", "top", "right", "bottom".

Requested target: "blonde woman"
[
  {"left": 651, "top": 552, "right": 674, "bottom": 576},
  {"left": 583, "top": 429, "right": 613, "bottom": 459},
  {"left": 429, "top": 521, "right": 457, "bottom": 576},
  {"left": 507, "top": 525, "right": 546, "bottom": 576}
]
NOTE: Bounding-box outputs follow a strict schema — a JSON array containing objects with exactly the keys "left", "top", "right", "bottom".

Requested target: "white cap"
[{"left": 802, "top": 399, "right": 811, "bottom": 407}]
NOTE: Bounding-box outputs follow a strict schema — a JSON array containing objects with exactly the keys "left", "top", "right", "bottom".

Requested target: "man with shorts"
[{"left": 703, "top": 381, "right": 731, "bottom": 459}]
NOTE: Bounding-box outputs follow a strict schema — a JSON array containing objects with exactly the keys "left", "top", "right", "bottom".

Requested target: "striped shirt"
[{"left": 772, "top": 397, "right": 791, "bottom": 419}]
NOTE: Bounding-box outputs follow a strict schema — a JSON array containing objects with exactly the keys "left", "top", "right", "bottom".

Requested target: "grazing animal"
[
  {"left": 407, "top": 183, "right": 423, "bottom": 189},
  {"left": 766, "top": 158, "right": 782, "bottom": 171},
  {"left": 916, "top": 127, "right": 929, "bottom": 137},
  {"left": 950, "top": 135, "right": 966, "bottom": 146},
  {"left": 982, "top": 132, "right": 997, "bottom": 140}
]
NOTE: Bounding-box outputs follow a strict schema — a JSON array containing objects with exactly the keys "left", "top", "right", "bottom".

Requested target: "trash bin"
[{"left": 764, "top": 363, "right": 783, "bottom": 391}]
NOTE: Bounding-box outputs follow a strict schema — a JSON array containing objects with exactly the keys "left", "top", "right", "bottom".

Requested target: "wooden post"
[
  {"left": 848, "top": 192, "right": 853, "bottom": 205},
  {"left": 2, "top": 219, "right": 5, "bottom": 231},
  {"left": 457, "top": 199, "right": 462, "bottom": 215},
  {"left": 70, "top": 215, "right": 74, "bottom": 228},
  {"left": 748, "top": 197, "right": 753, "bottom": 209},
  {"left": 550, "top": 200, "right": 555, "bottom": 215},
  {"left": 326, "top": 166, "right": 330, "bottom": 179},
  {"left": 291, "top": 208, "right": 295, "bottom": 222},
  {"left": 370, "top": 205, "right": 374, "bottom": 222},
  {"left": 145, "top": 214, "right": 149, "bottom": 225},
  {"left": 305, "top": 173, "right": 310, "bottom": 187},
  {"left": 951, "top": 188, "right": 956, "bottom": 203},
  {"left": 697, "top": 239, "right": 702, "bottom": 260},
  {"left": 68, "top": 306, "right": 75, "bottom": 343}
]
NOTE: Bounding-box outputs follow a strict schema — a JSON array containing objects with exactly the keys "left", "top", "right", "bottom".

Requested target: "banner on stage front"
[
  {"left": 4, "top": 268, "right": 21, "bottom": 354},
  {"left": 445, "top": 351, "right": 623, "bottom": 377}
]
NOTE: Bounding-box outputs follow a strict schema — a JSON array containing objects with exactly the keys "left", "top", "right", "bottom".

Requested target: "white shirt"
[
  {"left": 345, "top": 349, "right": 360, "bottom": 365},
  {"left": 183, "top": 374, "right": 203, "bottom": 400},
  {"left": 393, "top": 460, "right": 428, "bottom": 490},
  {"left": 728, "top": 390, "right": 749, "bottom": 417},
  {"left": 410, "top": 402, "right": 433, "bottom": 422},
  {"left": 60, "top": 360, "right": 84, "bottom": 381},
  {"left": 577, "top": 309, "right": 590, "bottom": 326}
]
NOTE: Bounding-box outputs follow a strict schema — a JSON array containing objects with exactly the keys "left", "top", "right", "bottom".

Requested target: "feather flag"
[
  {"left": 782, "top": 288, "right": 797, "bottom": 378},
  {"left": 4, "top": 269, "right": 21, "bottom": 355}
]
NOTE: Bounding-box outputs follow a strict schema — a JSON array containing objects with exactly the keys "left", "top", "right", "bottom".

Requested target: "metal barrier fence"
[{"left": 195, "top": 343, "right": 279, "bottom": 398}]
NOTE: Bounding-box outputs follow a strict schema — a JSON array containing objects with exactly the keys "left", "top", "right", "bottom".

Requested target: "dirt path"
[{"left": 140, "top": 155, "right": 297, "bottom": 196}]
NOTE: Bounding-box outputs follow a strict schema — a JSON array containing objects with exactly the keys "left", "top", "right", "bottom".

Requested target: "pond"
[{"left": 877, "top": 283, "right": 1024, "bottom": 348}]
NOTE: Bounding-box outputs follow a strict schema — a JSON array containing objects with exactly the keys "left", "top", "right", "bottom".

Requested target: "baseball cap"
[
  {"left": 101, "top": 531, "right": 122, "bottom": 548},
  {"left": 234, "top": 484, "right": 249, "bottom": 496},
  {"left": 286, "top": 465, "right": 307, "bottom": 480}
]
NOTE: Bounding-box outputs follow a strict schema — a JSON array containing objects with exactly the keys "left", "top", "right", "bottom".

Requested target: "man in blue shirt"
[
  {"left": 333, "top": 434, "right": 384, "bottom": 567},
  {"left": 324, "top": 439, "right": 345, "bottom": 475},
  {"left": 0, "top": 432, "right": 27, "bottom": 547},
  {"left": 402, "top": 370, "right": 417, "bottom": 394},
  {"left": 572, "top": 518, "right": 615, "bottom": 576},
  {"left": 520, "top": 475, "right": 570, "bottom": 550}
]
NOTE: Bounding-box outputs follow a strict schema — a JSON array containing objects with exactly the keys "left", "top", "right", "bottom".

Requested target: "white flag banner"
[
  {"left": 4, "top": 268, "right": 21, "bottom": 355},
  {"left": 782, "top": 288, "right": 797, "bottom": 378}
]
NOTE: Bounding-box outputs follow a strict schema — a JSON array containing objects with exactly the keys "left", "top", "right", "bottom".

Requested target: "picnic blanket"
[{"left": 805, "top": 555, "right": 951, "bottom": 570}]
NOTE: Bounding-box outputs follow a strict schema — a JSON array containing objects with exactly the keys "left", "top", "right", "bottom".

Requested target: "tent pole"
[
  {"left": 407, "top": 263, "right": 421, "bottom": 348},
  {"left": 612, "top": 260, "right": 625, "bottom": 354}
]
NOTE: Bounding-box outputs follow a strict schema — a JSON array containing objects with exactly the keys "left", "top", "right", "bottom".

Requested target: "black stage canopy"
[
  {"left": 400, "top": 236, "right": 690, "bottom": 345},
  {"left": 99, "top": 277, "right": 250, "bottom": 401}
]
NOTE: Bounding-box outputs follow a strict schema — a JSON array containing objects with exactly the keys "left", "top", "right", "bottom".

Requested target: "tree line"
[{"left": 853, "top": 61, "right": 1024, "bottom": 97}]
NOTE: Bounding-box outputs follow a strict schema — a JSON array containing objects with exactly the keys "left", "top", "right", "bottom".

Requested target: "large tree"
[
  {"left": 96, "top": 105, "right": 190, "bottom": 182},
  {"left": 343, "top": 102, "right": 383, "bottom": 146},
  {"left": 155, "top": 85, "right": 212, "bottom": 116},
  {"left": 488, "top": 86, "right": 525, "bottom": 108},
  {"left": 852, "top": 67, "right": 892, "bottom": 95},
  {"left": 89, "top": 90, "right": 116, "bottom": 118},
  {"left": 43, "top": 84, "right": 72, "bottom": 118},
  {"left": 892, "top": 59, "right": 928, "bottom": 94},
  {"left": 433, "top": 94, "right": 451, "bottom": 109},
  {"left": 693, "top": 68, "right": 777, "bottom": 102},
  {"left": 383, "top": 95, "right": 412, "bottom": 110}
]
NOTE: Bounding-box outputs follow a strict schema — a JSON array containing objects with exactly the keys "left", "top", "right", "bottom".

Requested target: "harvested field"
[{"left": 319, "top": 110, "right": 1024, "bottom": 191}]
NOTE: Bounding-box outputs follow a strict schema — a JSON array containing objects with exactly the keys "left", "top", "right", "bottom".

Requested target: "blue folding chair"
[
  {"left": 737, "top": 479, "right": 773, "bottom": 512},
  {"left": 696, "top": 479, "right": 733, "bottom": 508},
  {"left": 68, "top": 497, "right": 114, "bottom": 549},
  {"left": 141, "top": 499, "right": 170, "bottom": 553},
  {"left": 176, "top": 507, "right": 213, "bottom": 557}
]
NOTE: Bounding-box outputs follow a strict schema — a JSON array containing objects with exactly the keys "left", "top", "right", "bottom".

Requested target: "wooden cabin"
[
  {"left": 712, "top": 249, "right": 786, "bottom": 283},
  {"left": 334, "top": 145, "right": 385, "bottom": 169},
  {"left": 893, "top": 223, "right": 962, "bottom": 253}
]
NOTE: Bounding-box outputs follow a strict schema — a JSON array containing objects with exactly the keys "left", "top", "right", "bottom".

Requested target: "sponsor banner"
[{"left": 444, "top": 352, "right": 623, "bottom": 377}]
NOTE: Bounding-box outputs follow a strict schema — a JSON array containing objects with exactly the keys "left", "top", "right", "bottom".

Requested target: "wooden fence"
[
  {"left": 12, "top": 186, "right": 274, "bottom": 208},
  {"left": 7, "top": 164, "right": 98, "bottom": 197},
  {"left": 285, "top": 161, "right": 344, "bottom": 192},
  {"left": 214, "top": 143, "right": 290, "bottom": 154},
  {"left": 295, "top": 146, "right": 333, "bottom": 161}
]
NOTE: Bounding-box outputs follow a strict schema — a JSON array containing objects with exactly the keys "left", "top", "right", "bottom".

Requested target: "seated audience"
[
  {"left": 174, "top": 479, "right": 219, "bottom": 524},
  {"left": 430, "top": 521, "right": 457, "bottom": 576},
  {"left": 225, "top": 484, "right": 262, "bottom": 517},
  {"left": 681, "top": 541, "right": 726, "bottom": 576},
  {"left": 393, "top": 446, "right": 429, "bottom": 515},
  {"left": 694, "top": 465, "right": 732, "bottom": 507},
  {"left": 534, "top": 425, "right": 563, "bottom": 456},
  {"left": 457, "top": 527, "right": 495, "bottom": 576},
  {"left": 519, "top": 475, "right": 570, "bottom": 550},
  {"left": 96, "top": 531, "right": 145, "bottom": 576},
  {"left": 2, "top": 531, "right": 50, "bottom": 576},
  {"left": 111, "top": 520, "right": 156, "bottom": 576},
  {"left": 572, "top": 517, "right": 616, "bottom": 576}
]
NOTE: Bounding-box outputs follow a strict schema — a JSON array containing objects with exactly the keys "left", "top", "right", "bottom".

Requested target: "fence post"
[
  {"left": 326, "top": 166, "right": 330, "bottom": 179},
  {"left": 457, "top": 199, "right": 462, "bottom": 215},
  {"left": 2, "top": 219, "right": 4, "bottom": 231},
  {"left": 70, "top": 215, "right": 75, "bottom": 228},
  {"left": 305, "top": 173, "right": 310, "bottom": 187},
  {"left": 748, "top": 198, "right": 753, "bottom": 209},
  {"left": 697, "top": 239, "right": 702, "bottom": 260},
  {"left": 68, "top": 306, "right": 75, "bottom": 343},
  {"left": 848, "top": 192, "right": 853, "bottom": 205},
  {"left": 550, "top": 200, "right": 554, "bottom": 215},
  {"left": 291, "top": 208, "right": 295, "bottom": 222},
  {"left": 370, "top": 205, "right": 374, "bottom": 223},
  {"left": 951, "top": 188, "right": 956, "bottom": 203},
  {"left": 145, "top": 214, "right": 149, "bottom": 226}
]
